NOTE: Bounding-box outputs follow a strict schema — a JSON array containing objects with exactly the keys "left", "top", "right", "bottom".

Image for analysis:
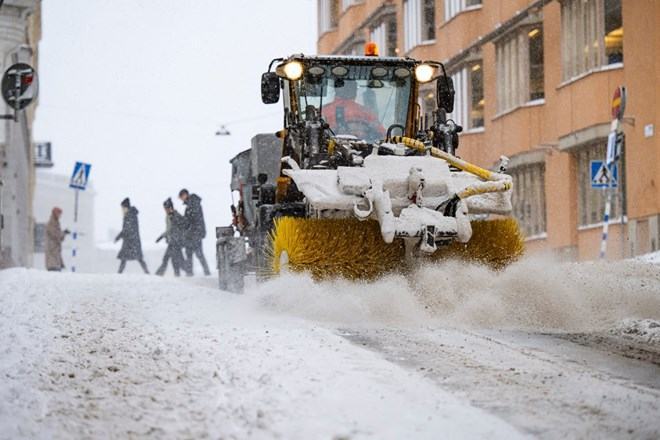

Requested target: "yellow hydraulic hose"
[
  {"left": 391, "top": 136, "right": 511, "bottom": 197},
  {"left": 457, "top": 180, "right": 512, "bottom": 198},
  {"left": 392, "top": 136, "right": 500, "bottom": 182}
]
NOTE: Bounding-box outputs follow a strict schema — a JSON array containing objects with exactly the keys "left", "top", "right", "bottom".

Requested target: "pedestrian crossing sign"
[
  {"left": 69, "top": 161, "right": 92, "bottom": 190},
  {"left": 590, "top": 160, "right": 618, "bottom": 189}
]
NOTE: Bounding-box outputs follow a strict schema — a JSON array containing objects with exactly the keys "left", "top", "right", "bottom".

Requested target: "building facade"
[
  {"left": 317, "top": 0, "right": 660, "bottom": 260},
  {"left": 0, "top": 0, "right": 41, "bottom": 267}
]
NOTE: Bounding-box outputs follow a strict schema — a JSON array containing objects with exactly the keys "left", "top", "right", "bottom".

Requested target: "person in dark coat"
[
  {"left": 115, "top": 197, "right": 149, "bottom": 274},
  {"left": 45, "top": 207, "right": 70, "bottom": 271},
  {"left": 179, "top": 188, "right": 211, "bottom": 276},
  {"left": 155, "top": 198, "right": 190, "bottom": 277}
]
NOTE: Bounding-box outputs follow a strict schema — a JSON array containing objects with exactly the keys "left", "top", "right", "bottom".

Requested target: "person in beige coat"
[{"left": 45, "top": 207, "right": 69, "bottom": 271}]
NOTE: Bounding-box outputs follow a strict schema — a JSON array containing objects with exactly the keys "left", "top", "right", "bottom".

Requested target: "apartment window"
[
  {"left": 369, "top": 16, "right": 397, "bottom": 57},
  {"left": 561, "top": 0, "right": 623, "bottom": 80},
  {"left": 469, "top": 62, "right": 484, "bottom": 128},
  {"left": 386, "top": 18, "right": 398, "bottom": 56},
  {"left": 448, "top": 60, "right": 484, "bottom": 130},
  {"left": 496, "top": 25, "right": 544, "bottom": 113},
  {"left": 444, "top": 0, "right": 482, "bottom": 22},
  {"left": 420, "top": 86, "right": 436, "bottom": 127},
  {"left": 528, "top": 27, "right": 544, "bottom": 100},
  {"left": 319, "top": 0, "right": 340, "bottom": 34},
  {"left": 403, "top": 0, "right": 435, "bottom": 53},
  {"left": 423, "top": 0, "right": 436, "bottom": 41},
  {"left": 509, "top": 163, "right": 547, "bottom": 237},
  {"left": 344, "top": 40, "right": 365, "bottom": 56},
  {"left": 604, "top": 0, "right": 623, "bottom": 63},
  {"left": 576, "top": 142, "right": 623, "bottom": 227}
]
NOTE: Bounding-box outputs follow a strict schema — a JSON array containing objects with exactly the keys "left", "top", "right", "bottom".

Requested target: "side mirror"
[
  {"left": 437, "top": 76, "right": 455, "bottom": 113},
  {"left": 261, "top": 72, "right": 280, "bottom": 104}
]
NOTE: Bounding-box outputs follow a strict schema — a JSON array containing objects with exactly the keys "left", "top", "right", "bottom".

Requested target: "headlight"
[
  {"left": 283, "top": 61, "right": 303, "bottom": 80},
  {"left": 415, "top": 64, "right": 434, "bottom": 83}
]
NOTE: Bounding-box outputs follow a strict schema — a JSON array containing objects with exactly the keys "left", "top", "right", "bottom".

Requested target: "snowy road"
[{"left": 2, "top": 257, "right": 660, "bottom": 438}]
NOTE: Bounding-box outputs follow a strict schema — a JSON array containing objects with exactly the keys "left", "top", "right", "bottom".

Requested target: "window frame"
[
  {"left": 319, "top": 0, "right": 341, "bottom": 35},
  {"left": 443, "top": 0, "right": 482, "bottom": 23},
  {"left": 369, "top": 14, "right": 397, "bottom": 57},
  {"left": 447, "top": 59, "right": 484, "bottom": 131},
  {"left": 508, "top": 162, "right": 548, "bottom": 239},
  {"left": 560, "top": 0, "right": 623, "bottom": 81},
  {"left": 422, "top": 0, "right": 436, "bottom": 42},
  {"left": 495, "top": 23, "right": 545, "bottom": 115},
  {"left": 403, "top": 0, "right": 436, "bottom": 53}
]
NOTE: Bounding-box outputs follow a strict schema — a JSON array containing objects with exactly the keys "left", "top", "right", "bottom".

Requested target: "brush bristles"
[
  {"left": 430, "top": 218, "right": 525, "bottom": 270},
  {"left": 268, "top": 217, "right": 525, "bottom": 280},
  {"left": 269, "top": 217, "right": 405, "bottom": 280}
]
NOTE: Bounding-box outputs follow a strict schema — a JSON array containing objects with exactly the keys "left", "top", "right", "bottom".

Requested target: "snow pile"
[
  {"left": 0, "top": 268, "right": 522, "bottom": 439},
  {"left": 609, "top": 319, "right": 660, "bottom": 345},
  {"left": 637, "top": 250, "right": 660, "bottom": 265},
  {"left": 254, "top": 256, "right": 660, "bottom": 332}
]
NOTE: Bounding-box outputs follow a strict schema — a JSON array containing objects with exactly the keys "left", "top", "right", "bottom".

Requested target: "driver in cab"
[{"left": 322, "top": 80, "right": 385, "bottom": 140}]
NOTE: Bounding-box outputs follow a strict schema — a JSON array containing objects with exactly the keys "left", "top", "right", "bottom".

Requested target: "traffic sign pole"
[
  {"left": 599, "top": 162, "right": 615, "bottom": 259},
  {"left": 68, "top": 161, "right": 91, "bottom": 273},
  {"left": 72, "top": 189, "right": 79, "bottom": 273},
  {"left": 600, "top": 86, "right": 626, "bottom": 260}
]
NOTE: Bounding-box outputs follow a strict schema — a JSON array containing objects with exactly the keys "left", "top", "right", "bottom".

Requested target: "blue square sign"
[
  {"left": 69, "top": 161, "right": 92, "bottom": 190},
  {"left": 590, "top": 160, "right": 618, "bottom": 189}
]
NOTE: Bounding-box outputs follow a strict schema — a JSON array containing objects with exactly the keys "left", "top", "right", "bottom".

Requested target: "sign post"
[
  {"left": 69, "top": 162, "right": 92, "bottom": 272},
  {"left": 599, "top": 86, "right": 626, "bottom": 260}
]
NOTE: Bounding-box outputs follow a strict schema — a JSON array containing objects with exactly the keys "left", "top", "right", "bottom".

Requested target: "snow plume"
[
  {"left": 253, "top": 256, "right": 660, "bottom": 332},
  {"left": 253, "top": 272, "right": 428, "bottom": 325}
]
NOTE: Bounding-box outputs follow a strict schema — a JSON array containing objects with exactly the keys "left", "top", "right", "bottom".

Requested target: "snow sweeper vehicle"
[{"left": 217, "top": 48, "right": 523, "bottom": 288}]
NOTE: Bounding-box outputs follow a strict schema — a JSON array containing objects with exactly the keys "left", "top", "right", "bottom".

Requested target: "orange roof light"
[{"left": 364, "top": 42, "right": 379, "bottom": 57}]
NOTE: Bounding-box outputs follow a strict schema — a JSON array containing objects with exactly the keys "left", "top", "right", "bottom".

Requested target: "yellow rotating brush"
[
  {"left": 268, "top": 217, "right": 405, "bottom": 280},
  {"left": 268, "top": 217, "right": 524, "bottom": 280},
  {"left": 430, "top": 218, "right": 525, "bottom": 270}
]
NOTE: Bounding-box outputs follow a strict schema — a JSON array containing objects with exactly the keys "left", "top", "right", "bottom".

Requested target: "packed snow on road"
[{"left": 2, "top": 255, "right": 660, "bottom": 439}]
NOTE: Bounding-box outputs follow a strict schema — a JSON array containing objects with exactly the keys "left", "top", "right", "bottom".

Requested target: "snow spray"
[{"left": 252, "top": 256, "right": 660, "bottom": 333}]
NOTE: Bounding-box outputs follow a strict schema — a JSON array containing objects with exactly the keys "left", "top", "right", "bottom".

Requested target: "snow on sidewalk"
[
  {"left": 0, "top": 269, "right": 523, "bottom": 439},
  {"left": 637, "top": 250, "right": 660, "bottom": 265}
]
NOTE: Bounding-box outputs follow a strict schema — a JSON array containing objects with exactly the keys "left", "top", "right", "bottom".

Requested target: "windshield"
[{"left": 295, "top": 64, "right": 412, "bottom": 142}]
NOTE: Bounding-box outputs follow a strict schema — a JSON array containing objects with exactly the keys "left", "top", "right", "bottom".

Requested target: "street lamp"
[{"left": 215, "top": 125, "right": 231, "bottom": 136}]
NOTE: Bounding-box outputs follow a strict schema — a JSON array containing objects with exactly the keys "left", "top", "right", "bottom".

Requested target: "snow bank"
[
  {"left": 637, "top": 250, "right": 660, "bottom": 265},
  {"left": 609, "top": 319, "right": 660, "bottom": 345},
  {"left": 0, "top": 268, "right": 522, "bottom": 439},
  {"left": 253, "top": 256, "right": 660, "bottom": 332}
]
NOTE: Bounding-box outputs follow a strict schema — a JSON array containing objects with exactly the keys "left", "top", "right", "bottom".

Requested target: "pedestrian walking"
[
  {"left": 155, "top": 197, "right": 190, "bottom": 277},
  {"left": 45, "top": 207, "right": 69, "bottom": 271},
  {"left": 115, "top": 198, "right": 149, "bottom": 274},
  {"left": 179, "top": 188, "right": 211, "bottom": 276}
]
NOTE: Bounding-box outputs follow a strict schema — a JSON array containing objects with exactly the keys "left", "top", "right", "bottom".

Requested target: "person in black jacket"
[
  {"left": 155, "top": 197, "right": 190, "bottom": 277},
  {"left": 115, "top": 198, "right": 149, "bottom": 274},
  {"left": 179, "top": 188, "right": 211, "bottom": 276}
]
